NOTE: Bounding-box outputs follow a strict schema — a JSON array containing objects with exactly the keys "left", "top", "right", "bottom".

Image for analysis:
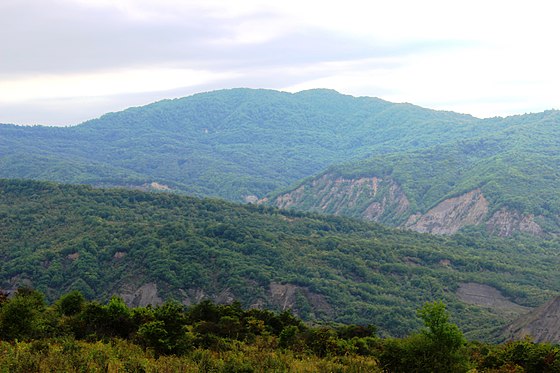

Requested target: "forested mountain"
[
  {"left": 0, "top": 88, "right": 511, "bottom": 203},
  {"left": 1, "top": 179, "right": 558, "bottom": 340},
  {"left": 2, "top": 88, "right": 558, "bottom": 236},
  {"left": 270, "top": 110, "right": 560, "bottom": 236}
]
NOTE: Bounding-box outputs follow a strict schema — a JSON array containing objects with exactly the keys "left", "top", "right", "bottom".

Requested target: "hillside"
[
  {"left": 270, "top": 110, "right": 560, "bottom": 236},
  {"left": 0, "top": 179, "right": 558, "bottom": 340},
  {"left": 503, "top": 296, "right": 560, "bottom": 343},
  {"left": 0, "top": 88, "right": 510, "bottom": 202}
]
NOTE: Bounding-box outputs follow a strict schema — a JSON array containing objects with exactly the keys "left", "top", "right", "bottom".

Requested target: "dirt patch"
[
  {"left": 456, "top": 282, "right": 530, "bottom": 318},
  {"left": 269, "top": 282, "right": 333, "bottom": 318},
  {"left": 67, "top": 252, "right": 80, "bottom": 261},
  {"left": 270, "top": 283, "right": 299, "bottom": 310},
  {"left": 148, "top": 182, "right": 171, "bottom": 190}
]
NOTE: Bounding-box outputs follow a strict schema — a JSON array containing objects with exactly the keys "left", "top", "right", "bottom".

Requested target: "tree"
[
  {"left": 380, "top": 301, "right": 469, "bottom": 373},
  {"left": 0, "top": 288, "right": 46, "bottom": 340},
  {"left": 418, "top": 301, "right": 465, "bottom": 352}
]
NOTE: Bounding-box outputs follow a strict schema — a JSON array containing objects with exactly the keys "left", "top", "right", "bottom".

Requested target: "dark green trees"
[
  {"left": 0, "top": 288, "right": 46, "bottom": 341},
  {"left": 380, "top": 301, "right": 469, "bottom": 372}
]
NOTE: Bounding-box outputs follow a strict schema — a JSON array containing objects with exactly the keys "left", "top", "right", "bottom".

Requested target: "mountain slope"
[
  {"left": 503, "top": 296, "right": 560, "bottom": 343},
  {"left": 0, "top": 179, "right": 558, "bottom": 340},
  {"left": 0, "top": 89, "right": 510, "bottom": 202},
  {"left": 270, "top": 110, "right": 560, "bottom": 235}
]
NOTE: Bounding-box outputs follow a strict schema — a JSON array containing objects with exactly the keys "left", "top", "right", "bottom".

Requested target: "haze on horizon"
[{"left": 1, "top": 0, "right": 559, "bottom": 126}]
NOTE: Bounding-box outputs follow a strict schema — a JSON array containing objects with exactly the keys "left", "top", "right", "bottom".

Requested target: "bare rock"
[
  {"left": 273, "top": 174, "right": 410, "bottom": 222},
  {"left": 503, "top": 296, "right": 560, "bottom": 343},
  {"left": 486, "top": 209, "right": 543, "bottom": 237},
  {"left": 404, "top": 189, "right": 489, "bottom": 235},
  {"left": 120, "top": 282, "right": 163, "bottom": 307}
]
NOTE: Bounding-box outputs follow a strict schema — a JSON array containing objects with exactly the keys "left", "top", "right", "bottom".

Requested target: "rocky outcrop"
[
  {"left": 270, "top": 283, "right": 299, "bottom": 310},
  {"left": 272, "top": 174, "right": 410, "bottom": 223},
  {"left": 269, "top": 282, "right": 333, "bottom": 318},
  {"left": 404, "top": 189, "right": 489, "bottom": 235},
  {"left": 486, "top": 209, "right": 543, "bottom": 237},
  {"left": 503, "top": 296, "right": 560, "bottom": 343},
  {"left": 274, "top": 185, "right": 307, "bottom": 210},
  {"left": 273, "top": 174, "right": 546, "bottom": 236},
  {"left": 120, "top": 282, "right": 163, "bottom": 307}
]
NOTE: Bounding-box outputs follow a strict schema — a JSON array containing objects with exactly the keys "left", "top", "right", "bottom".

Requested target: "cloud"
[{"left": 1, "top": 0, "right": 559, "bottom": 125}]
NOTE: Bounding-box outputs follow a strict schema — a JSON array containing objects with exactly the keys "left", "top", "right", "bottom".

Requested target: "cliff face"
[
  {"left": 503, "top": 296, "right": 560, "bottom": 343},
  {"left": 404, "top": 189, "right": 489, "bottom": 235},
  {"left": 272, "top": 174, "right": 410, "bottom": 224},
  {"left": 272, "top": 174, "right": 544, "bottom": 236},
  {"left": 486, "top": 209, "right": 543, "bottom": 236}
]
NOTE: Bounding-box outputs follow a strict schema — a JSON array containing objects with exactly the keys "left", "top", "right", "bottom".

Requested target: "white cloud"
[
  {"left": 0, "top": 68, "right": 237, "bottom": 103},
  {"left": 1, "top": 0, "right": 560, "bottom": 124}
]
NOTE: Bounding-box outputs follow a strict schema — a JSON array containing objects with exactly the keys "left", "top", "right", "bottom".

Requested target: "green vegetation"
[
  {"left": 1, "top": 289, "right": 559, "bottom": 372},
  {"left": 0, "top": 88, "right": 512, "bottom": 202},
  {"left": 2, "top": 89, "right": 558, "bottom": 234},
  {"left": 272, "top": 110, "right": 560, "bottom": 232},
  {"left": 0, "top": 179, "right": 558, "bottom": 341}
]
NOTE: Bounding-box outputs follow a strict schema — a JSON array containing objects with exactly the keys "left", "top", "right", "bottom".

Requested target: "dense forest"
[
  {"left": 1, "top": 89, "right": 559, "bottom": 237},
  {"left": 270, "top": 109, "right": 560, "bottom": 233},
  {"left": 1, "top": 89, "right": 559, "bottom": 370},
  {"left": 0, "top": 88, "right": 523, "bottom": 202},
  {"left": 1, "top": 179, "right": 558, "bottom": 341},
  {"left": 1, "top": 288, "right": 558, "bottom": 372}
]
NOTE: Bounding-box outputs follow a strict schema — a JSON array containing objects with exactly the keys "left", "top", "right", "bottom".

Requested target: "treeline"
[{"left": 1, "top": 288, "right": 559, "bottom": 372}]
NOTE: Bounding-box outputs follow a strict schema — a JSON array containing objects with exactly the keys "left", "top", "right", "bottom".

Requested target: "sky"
[{"left": 1, "top": 0, "right": 560, "bottom": 126}]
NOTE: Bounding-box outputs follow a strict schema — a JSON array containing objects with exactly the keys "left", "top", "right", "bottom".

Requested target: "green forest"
[
  {"left": 1, "top": 180, "right": 558, "bottom": 341},
  {"left": 0, "top": 88, "right": 527, "bottom": 202},
  {"left": 1, "top": 288, "right": 558, "bottom": 372},
  {"left": 1, "top": 90, "right": 559, "bottom": 371}
]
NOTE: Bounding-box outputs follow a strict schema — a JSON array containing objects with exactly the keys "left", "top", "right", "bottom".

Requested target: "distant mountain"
[
  {"left": 269, "top": 110, "right": 560, "bottom": 236},
  {"left": 0, "top": 88, "right": 509, "bottom": 202},
  {"left": 0, "top": 179, "right": 559, "bottom": 340},
  {"left": 1, "top": 88, "right": 558, "bottom": 236}
]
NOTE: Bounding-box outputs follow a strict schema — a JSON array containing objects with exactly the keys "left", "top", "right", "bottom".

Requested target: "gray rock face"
[{"left": 503, "top": 296, "right": 560, "bottom": 343}]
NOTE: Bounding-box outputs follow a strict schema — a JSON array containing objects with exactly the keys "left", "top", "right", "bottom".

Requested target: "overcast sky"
[{"left": 1, "top": 0, "right": 559, "bottom": 126}]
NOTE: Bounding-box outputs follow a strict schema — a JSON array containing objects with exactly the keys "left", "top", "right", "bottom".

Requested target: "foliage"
[
  {"left": 0, "top": 179, "right": 559, "bottom": 340},
  {"left": 0, "top": 288, "right": 46, "bottom": 341},
  {"left": 0, "top": 292, "right": 558, "bottom": 372},
  {"left": 0, "top": 88, "right": 512, "bottom": 202},
  {"left": 272, "top": 110, "right": 560, "bottom": 232}
]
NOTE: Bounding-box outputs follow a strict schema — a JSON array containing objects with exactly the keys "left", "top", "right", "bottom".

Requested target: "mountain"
[
  {"left": 3, "top": 88, "right": 558, "bottom": 236},
  {"left": 1, "top": 179, "right": 558, "bottom": 340},
  {"left": 269, "top": 110, "right": 560, "bottom": 236},
  {"left": 503, "top": 296, "right": 560, "bottom": 343},
  {"left": 0, "top": 88, "right": 513, "bottom": 203}
]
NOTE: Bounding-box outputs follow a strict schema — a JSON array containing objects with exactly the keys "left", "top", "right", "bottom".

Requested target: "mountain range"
[
  {"left": 1, "top": 88, "right": 559, "bottom": 341},
  {"left": 1, "top": 88, "right": 558, "bottom": 236}
]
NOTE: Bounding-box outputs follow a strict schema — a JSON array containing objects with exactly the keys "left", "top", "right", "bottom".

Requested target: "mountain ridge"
[
  {"left": 268, "top": 110, "right": 560, "bottom": 236},
  {"left": 1, "top": 178, "right": 559, "bottom": 340},
  {"left": 0, "top": 88, "right": 512, "bottom": 202},
  {"left": 1, "top": 88, "right": 558, "bottom": 237}
]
